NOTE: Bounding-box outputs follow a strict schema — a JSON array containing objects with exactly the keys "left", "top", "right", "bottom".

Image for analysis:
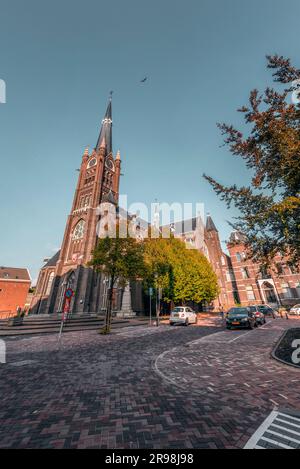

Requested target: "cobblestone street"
[{"left": 0, "top": 318, "right": 299, "bottom": 449}]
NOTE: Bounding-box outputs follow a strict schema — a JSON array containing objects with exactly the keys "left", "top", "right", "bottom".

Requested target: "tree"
[
  {"left": 144, "top": 236, "right": 219, "bottom": 307},
  {"left": 90, "top": 225, "right": 145, "bottom": 334},
  {"left": 204, "top": 55, "right": 300, "bottom": 267}
]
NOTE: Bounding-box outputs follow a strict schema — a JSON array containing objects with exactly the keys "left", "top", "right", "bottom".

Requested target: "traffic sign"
[{"left": 65, "top": 288, "right": 74, "bottom": 299}]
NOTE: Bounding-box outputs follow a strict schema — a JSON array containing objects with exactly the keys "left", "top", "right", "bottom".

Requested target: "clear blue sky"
[{"left": 0, "top": 0, "right": 299, "bottom": 282}]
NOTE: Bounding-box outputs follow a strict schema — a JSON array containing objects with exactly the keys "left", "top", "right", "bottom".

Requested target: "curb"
[{"left": 271, "top": 328, "right": 300, "bottom": 370}]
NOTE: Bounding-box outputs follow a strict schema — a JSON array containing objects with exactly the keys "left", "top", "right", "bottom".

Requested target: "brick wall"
[{"left": 0, "top": 280, "right": 31, "bottom": 318}]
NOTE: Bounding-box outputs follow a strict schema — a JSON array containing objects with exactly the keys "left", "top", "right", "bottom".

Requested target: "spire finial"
[
  {"left": 95, "top": 97, "right": 113, "bottom": 153},
  {"left": 84, "top": 146, "right": 89, "bottom": 156},
  {"left": 116, "top": 150, "right": 121, "bottom": 160}
]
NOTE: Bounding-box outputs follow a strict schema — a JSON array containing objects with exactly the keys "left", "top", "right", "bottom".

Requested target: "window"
[
  {"left": 276, "top": 263, "right": 284, "bottom": 275},
  {"left": 226, "top": 270, "right": 235, "bottom": 282},
  {"left": 236, "top": 252, "right": 242, "bottom": 262},
  {"left": 241, "top": 267, "right": 250, "bottom": 279},
  {"left": 246, "top": 286, "right": 256, "bottom": 301},
  {"left": 281, "top": 283, "right": 292, "bottom": 299},
  {"left": 72, "top": 220, "right": 85, "bottom": 240},
  {"left": 221, "top": 256, "right": 226, "bottom": 266},
  {"left": 45, "top": 272, "right": 55, "bottom": 296}
]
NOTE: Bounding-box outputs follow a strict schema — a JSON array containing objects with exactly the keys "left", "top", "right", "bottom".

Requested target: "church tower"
[{"left": 31, "top": 97, "right": 122, "bottom": 315}]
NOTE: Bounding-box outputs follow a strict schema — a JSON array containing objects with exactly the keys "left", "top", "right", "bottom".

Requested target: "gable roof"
[
  {"left": 43, "top": 250, "right": 60, "bottom": 268},
  {"left": 0, "top": 266, "right": 31, "bottom": 281}
]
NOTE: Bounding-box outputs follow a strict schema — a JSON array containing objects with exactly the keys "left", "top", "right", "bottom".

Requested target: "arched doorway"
[{"left": 262, "top": 281, "right": 278, "bottom": 305}]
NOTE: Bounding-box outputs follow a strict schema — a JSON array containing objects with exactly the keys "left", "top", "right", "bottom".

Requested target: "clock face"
[
  {"left": 105, "top": 158, "right": 115, "bottom": 171},
  {"left": 87, "top": 157, "right": 97, "bottom": 169}
]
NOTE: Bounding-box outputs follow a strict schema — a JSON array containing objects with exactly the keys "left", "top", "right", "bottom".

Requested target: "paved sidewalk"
[{"left": 0, "top": 319, "right": 299, "bottom": 449}]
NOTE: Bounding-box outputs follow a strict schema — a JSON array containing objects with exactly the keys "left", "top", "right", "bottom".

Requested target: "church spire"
[{"left": 95, "top": 93, "right": 113, "bottom": 155}]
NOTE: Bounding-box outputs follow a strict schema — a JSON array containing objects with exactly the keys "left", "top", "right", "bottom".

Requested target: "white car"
[
  {"left": 169, "top": 307, "right": 198, "bottom": 326},
  {"left": 290, "top": 304, "right": 300, "bottom": 316}
]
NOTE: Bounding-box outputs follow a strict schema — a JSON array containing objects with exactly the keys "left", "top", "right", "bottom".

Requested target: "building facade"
[
  {"left": 30, "top": 98, "right": 137, "bottom": 316},
  {"left": 0, "top": 267, "right": 31, "bottom": 319},
  {"left": 30, "top": 98, "right": 300, "bottom": 316},
  {"left": 226, "top": 232, "right": 300, "bottom": 308}
]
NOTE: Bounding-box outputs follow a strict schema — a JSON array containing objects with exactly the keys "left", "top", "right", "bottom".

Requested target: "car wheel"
[
  {"left": 226, "top": 326, "right": 231, "bottom": 330},
  {"left": 170, "top": 322, "right": 174, "bottom": 326},
  {"left": 185, "top": 319, "right": 189, "bottom": 326}
]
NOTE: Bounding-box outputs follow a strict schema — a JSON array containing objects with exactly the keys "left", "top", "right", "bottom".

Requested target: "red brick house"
[
  {"left": 0, "top": 267, "right": 31, "bottom": 319},
  {"left": 226, "top": 232, "right": 300, "bottom": 308}
]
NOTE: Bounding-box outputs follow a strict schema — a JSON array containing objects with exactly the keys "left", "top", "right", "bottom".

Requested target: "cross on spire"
[{"left": 95, "top": 95, "right": 113, "bottom": 155}]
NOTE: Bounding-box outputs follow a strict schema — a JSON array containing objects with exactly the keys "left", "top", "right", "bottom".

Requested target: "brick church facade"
[
  {"left": 30, "top": 98, "right": 132, "bottom": 316},
  {"left": 30, "top": 98, "right": 300, "bottom": 315}
]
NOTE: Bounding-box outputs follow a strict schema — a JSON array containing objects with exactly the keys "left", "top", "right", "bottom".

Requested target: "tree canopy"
[
  {"left": 204, "top": 55, "right": 300, "bottom": 267},
  {"left": 144, "top": 236, "right": 219, "bottom": 305}
]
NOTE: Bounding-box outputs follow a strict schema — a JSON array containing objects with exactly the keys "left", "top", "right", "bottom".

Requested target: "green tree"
[
  {"left": 144, "top": 236, "right": 219, "bottom": 307},
  {"left": 90, "top": 226, "right": 145, "bottom": 334},
  {"left": 204, "top": 55, "right": 300, "bottom": 267}
]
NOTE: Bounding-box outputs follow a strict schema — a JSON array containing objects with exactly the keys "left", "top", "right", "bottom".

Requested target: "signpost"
[
  {"left": 58, "top": 289, "right": 74, "bottom": 343},
  {"left": 149, "top": 287, "right": 153, "bottom": 326}
]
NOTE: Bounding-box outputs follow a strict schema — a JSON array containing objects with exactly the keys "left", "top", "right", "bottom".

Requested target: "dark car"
[
  {"left": 226, "top": 307, "right": 256, "bottom": 330},
  {"left": 256, "top": 304, "right": 277, "bottom": 318},
  {"left": 248, "top": 306, "right": 266, "bottom": 326}
]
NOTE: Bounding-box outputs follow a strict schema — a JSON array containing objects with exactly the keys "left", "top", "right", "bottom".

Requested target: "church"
[
  {"left": 30, "top": 97, "right": 235, "bottom": 316},
  {"left": 30, "top": 97, "right": 143, "bottom": 316}
]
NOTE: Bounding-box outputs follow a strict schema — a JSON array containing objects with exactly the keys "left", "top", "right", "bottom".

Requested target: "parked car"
[
  {"left": 169, "top": 307, "right": 197, "bottom": 326},
  {"left": 248, "top": 306, "right": 266, "bottom": 326},
  {"left": 226, "top": 307, "right": 256, "bottom": 330},
  {"left": 290, "top": 304, "right": 300, "bottom": 316},
  {"left": 256, "top": 304, "right": 277, "bottom": 318}
]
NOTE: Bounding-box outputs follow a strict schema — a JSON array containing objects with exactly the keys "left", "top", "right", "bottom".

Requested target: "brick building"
[
  {"left": 30, "top": 97, "right": 142, "bottom": 316},
  {"left": 30, "top": 96, "right": 300, "bottom": 315},
  {"left": 226, "top": 232, "right": 300, "bottom": 308},
  {"left": 0, "top": 267, "right": 31, "bottom": 319}
]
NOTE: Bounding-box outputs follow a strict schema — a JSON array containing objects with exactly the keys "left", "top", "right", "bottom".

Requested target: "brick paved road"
[
  {"left": 155, "top": 319, "right": 300, "bottom": 448},
  {"left": 0, "top": 319, "right": 299, "bottom": 449}
]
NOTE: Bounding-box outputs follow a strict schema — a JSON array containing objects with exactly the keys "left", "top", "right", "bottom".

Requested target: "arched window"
[
  {"left": 72, "top": 219, "right": 85, "bottom": 240},
  {"left": 45, "top": 272, "right": 55, "bottom": 295}
]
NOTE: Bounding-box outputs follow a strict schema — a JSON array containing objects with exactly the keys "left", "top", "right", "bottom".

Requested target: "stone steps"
[{"left": 0, "top": 315, "right": 148, "bottom": 337}]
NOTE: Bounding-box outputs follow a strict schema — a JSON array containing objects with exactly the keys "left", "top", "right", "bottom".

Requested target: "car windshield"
[
  {"left": 228, "top": 308, "right": 249, "bottom": 317},
  {"left": 292, "top": 304, "right": 300, "bottom": 308},
  {"left": 248, "top": 307, "right": 257, "bottom": 312},
  {"left": 172, "top": 307, "right": 184, "bottom": 313}
]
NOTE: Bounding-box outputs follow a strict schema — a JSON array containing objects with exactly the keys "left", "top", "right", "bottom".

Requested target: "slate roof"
[{"left": 43, "top": 250, "right": 60, "bottom": 268}]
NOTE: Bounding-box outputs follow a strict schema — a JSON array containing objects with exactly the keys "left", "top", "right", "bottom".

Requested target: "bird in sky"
[{"left": 140, "top": 77, "right": 148, "bottom": 83}]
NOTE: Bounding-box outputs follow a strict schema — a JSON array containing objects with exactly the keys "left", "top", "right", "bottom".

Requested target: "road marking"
[
  {"left": 229, "top": 319, "right": 276, "bottom": 343},
  {"left": 277, "top": 412, "right": 300, "bottom": 424},
  {"left": 10, "top": 360, "right": 37, "bottom": 367},
  {"left": 276, "top": 417, "right": 300, "bottom": 429},
  {"left": 271, "top": 423, "right": 300, "bottom": 437},
  {"left": 244, "top": 410, "right": 300, "bottom": 449},
  {"left": 259, "top": 436, "right": 293, "bottom": 449},
  {"left": 265, "top": 429, "right": 300, "bottom": 445}
]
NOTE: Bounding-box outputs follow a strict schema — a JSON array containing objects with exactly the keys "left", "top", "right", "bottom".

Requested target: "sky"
[{"left": 0, "top": 0, "right": 299, "bottom": 283}]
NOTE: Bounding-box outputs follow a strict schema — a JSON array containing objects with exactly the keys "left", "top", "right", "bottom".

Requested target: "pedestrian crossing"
[{"left": 244, "top": 410, "right": 300, "bottom": 449}]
